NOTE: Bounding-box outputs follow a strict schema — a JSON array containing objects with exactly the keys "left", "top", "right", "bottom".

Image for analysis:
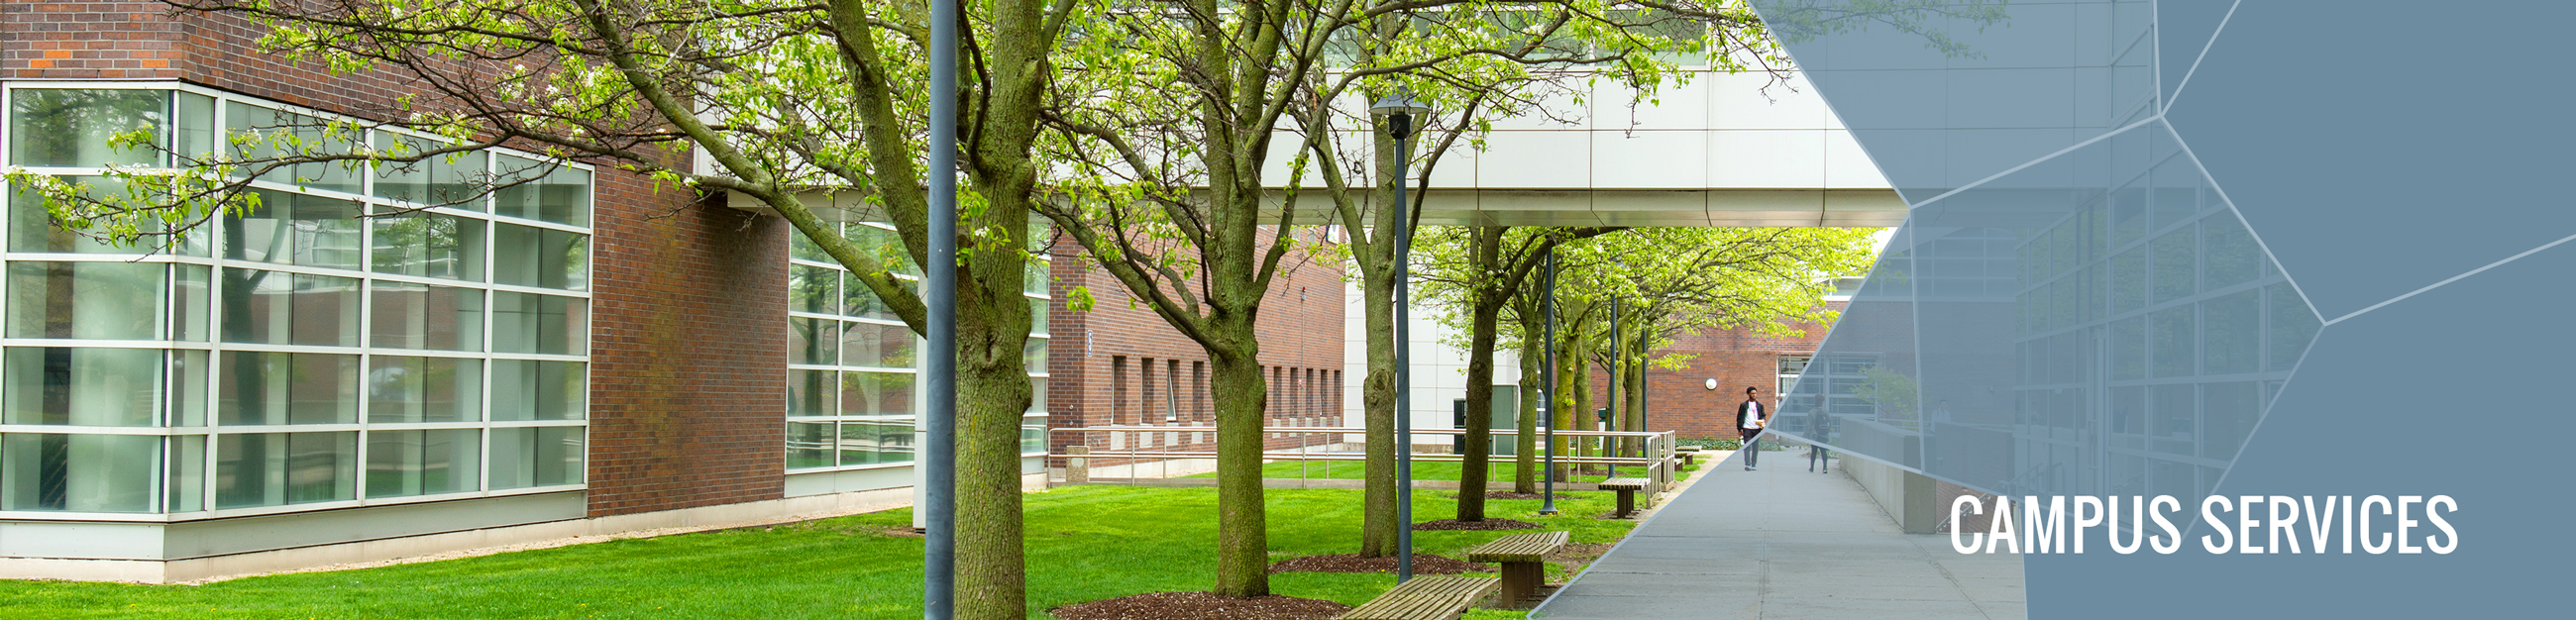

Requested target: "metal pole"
[
  {"left": 1392, "top": 121, "right": 1416, "bottom": 583},
  {"left": 1539, "top": 250, "right": 1558, "bottom": 516},
  {"left": 1637, "top": 316, "right": 1649, "bottom": 445},
  {"left": 1606, "top": 297, "right": 1618, "bottom": 477},
  {"left": 922, "top": 0, "right": 958, "bottom": 616}
]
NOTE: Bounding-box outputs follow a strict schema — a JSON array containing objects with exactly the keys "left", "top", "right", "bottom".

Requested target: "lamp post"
[
  {"left": 922, "top": 0, "right": 958, "bottom": 617},
  {"left": 1539, "top": 249, "right": 1559, "bottom": 516},
  {"left": 1372, "top": 87, "right": 1433, "bottom": 583}
]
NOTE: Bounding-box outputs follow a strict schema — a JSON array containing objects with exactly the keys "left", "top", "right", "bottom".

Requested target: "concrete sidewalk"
[{"left": 1533, "top": 450, "right": 2025, "bottom": 620}]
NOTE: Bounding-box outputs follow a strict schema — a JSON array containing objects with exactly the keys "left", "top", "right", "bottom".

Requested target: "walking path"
[{"left": 1534, "top": 450, "right": 2025, "bottom": 620}]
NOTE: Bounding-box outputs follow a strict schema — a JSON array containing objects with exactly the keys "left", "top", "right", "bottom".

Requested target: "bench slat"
[
  {"left": 1344, "top": 577, "right": 1487, "bottom": 620},
  {"left": 1339, "top": 575, "right": 1500, "bottom": 620},
  {"left": 1464, "top": 531, "right": 1570, "bottom": 564},
  {"left": 1596, "top": 477, "right": 1650, "bottom": 490}
]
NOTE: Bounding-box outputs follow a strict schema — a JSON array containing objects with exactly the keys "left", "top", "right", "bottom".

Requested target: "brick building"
[
  {"left": 1348, "top": 285, "right": 1866, "bottom": 449},
  {"left": 1045, "top": 243, "right": 1345, "bottom": 472},
  {"left": 0, "top": 7, "right": 1344, "bottom": 582},
  {"left": 1607, "top": 300, "right": 1848, "bottom": 441}
]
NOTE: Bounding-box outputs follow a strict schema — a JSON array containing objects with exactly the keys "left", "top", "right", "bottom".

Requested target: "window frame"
[
  {"left": 784, "top": 220, "right": 1052, "bottom": 473},
  {"left": 0, "top": 81, "right": 596, "bottom": 522}
]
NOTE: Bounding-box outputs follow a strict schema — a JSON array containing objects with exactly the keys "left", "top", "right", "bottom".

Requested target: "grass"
[
  {"left": 1183, "top": 459, "right": 1684, "bottom": 483},
  {"left": 0, "top": 485, "right": 1642, "bottom": 620}
]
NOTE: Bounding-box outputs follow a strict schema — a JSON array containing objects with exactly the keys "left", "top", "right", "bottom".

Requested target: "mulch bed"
[
  {"left": 1051, "top": 591, "right": 1349, "bottom": 620},
  {"left": 1269, "top": 554, "right": 1494, "bottom": 574},
  {"left": 1412, "top": 518, "right": 1541, "bottom": 531}
]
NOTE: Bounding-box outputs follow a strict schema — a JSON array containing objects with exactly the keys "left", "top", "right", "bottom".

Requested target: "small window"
[
  {"left": 1775, "top": 355, "right": 1810, "bottom": 397},
  {"left": 491, "top": 154, "right": 591, "bottom": 227}
]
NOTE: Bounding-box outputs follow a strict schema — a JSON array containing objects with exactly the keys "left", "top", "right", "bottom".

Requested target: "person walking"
[
  {"left": 1738, "top": 386, "right": 1767, "bottom": 470},
  {"left": 1807, "top": 393, "right": 1832, "bottom": 473}
]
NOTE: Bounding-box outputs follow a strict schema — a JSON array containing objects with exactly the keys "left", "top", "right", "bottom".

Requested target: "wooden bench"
[
  {"left": 1463, "top": 531, "right": 1568, "bottom": 605},
  {"left": 1598, "top": 477, "right": 1651, "bottom": 518},
  {"left": 1336, "top": 575, "right": 1500, "bottom": 620}
]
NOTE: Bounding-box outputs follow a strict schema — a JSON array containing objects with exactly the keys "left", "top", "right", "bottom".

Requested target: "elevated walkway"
[{"left": 1535, "top": 450, "right": 2024, "bottom": 620}]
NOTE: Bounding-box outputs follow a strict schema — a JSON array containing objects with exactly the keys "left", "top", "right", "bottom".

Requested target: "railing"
[{"left": 1046, "top": 425, "right": 1681, "bottom": 487}]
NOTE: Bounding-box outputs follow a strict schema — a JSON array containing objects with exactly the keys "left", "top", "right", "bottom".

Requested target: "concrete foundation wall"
[
  {"left": 3, "top": 456, "right": 1050, "bottom": 584},
  {"left": 1843, "top": 455, "right": 1939, "bottom": 534},
  {"left": 1, "top": 485, "right": 905, "bottom": 584}
]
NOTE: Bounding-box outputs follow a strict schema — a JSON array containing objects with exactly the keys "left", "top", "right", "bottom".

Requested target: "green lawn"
[
  {"left": 1186, "top": 459, "right": 1693, "bottom": 484},
  {"left": 0, "top": 485, "right": 1641, "bottom": 620}
]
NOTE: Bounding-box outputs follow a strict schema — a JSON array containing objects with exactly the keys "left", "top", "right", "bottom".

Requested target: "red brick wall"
[
  {"left": 5, "top": 8, "right": 789, "bottom": 516},
  {"left": 1046, "top": 236, "right": 1345, "bottom": 461},
  {"left": 5, "top": 5, "right": 425, "bottom": 119},
  {"left": 584, "top": 186, "right": 788, "bottom": 517},
  {"left": 3, "top": 2, "right": 185, "bottom": 79}
]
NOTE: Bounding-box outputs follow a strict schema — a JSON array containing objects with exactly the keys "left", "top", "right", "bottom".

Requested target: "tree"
[
  {"left": 1435, "top": 227, "right": 1878, "bottom": 493},
  {"left": 1572, "top": 228, "right": 1879, "bottom": 457},
  {"left": 1853, "top": 365, "right": 1920, "bottom": 426},
  {"left": 1575, "top": 228, "right": 1878, "bottom": 430},
  {"left": 968, "top": 0, "right": 1943, "bottom": 599},
  {"left": 1502, "top": 266, "right": 1551, "bottom": 492},
  {"left": 1416, "top": 226, "right": 1618, "bottom": 521},
  {"left": 15, "top": 0, "right": 1072, "bottom": 616},
  {"left": 1303, "top": 0, "right": 1843, "bottom": 550},
  {"left": 1315, "top": 23, "right": 1639, "bottom": 558},
  {"left": 1036, "top": 1, "right": 1790, "bottom": 593}
]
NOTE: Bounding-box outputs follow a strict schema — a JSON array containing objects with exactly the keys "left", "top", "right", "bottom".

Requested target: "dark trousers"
[{"left": 1741, "top": 428, "right": 1763, "bottom": 467}]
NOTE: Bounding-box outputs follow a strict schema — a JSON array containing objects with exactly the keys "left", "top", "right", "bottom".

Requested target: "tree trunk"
[
  {"left": 952, "top": 28, "right": 1047, "bottom": 606},
  {"left": 954, "top": 318, "right": 1032, "bottom": 620},
  {"left": 1357, "top": 247, "right": 1399, "bottom": 557},
  {"left": 1622, "top": 351, "right": 1646, "bottom": 463},
  {"left": 1353, "top": 91, "right": 1407, "bottom": 557},
  {"left": 1551, "top": 329, "right": 1577, "bottom": 481},
  {"left": 1208, "top": 342, "right": 1273, "bottom": 597},
  {"left": 1456, "top": 298, "right": 1502, "bottom": 521},
  {"left": 1570, "top": 333, "right": 1595, "bottom": 473}
]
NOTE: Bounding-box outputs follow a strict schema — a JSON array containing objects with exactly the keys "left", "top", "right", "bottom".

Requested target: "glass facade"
[
  {"left": 0, "top": 84, "right": 591, "bottom": 516},
  {"left": 785, "top": 223, "right": 1048, "bottom": 471},
  {"left": 1769, "top": 122, "right": 2319, "bottom": 502}
]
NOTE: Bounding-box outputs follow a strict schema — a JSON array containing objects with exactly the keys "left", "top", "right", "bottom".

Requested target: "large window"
[
  {"left": 0, "top": 84, "right": 592, "bottom": 517},
  {"left": 784, "top": 222, "right": 1049, "bottom": 471},
  {"left": 1780, "top": 354, "right": 1879, "bottom": 417}
]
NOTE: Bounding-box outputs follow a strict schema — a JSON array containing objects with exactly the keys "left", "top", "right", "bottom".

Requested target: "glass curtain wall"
[
  {"left": 785, "top": 223, "right": 1048, "bottom": 471},
  {"left": 2006, "top": 152, "right": 2310, "bottom": 500},
  {"left": 0, "top": 84, "right": 592, "bottom": 517}
]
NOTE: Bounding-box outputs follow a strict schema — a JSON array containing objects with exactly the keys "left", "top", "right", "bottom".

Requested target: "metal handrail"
[
  {"left": 1045, "top": 426, "right": 1679, "bottom": 467},
  {"left": 1050, "top": 425, "right": 1668, "bottom": 437}
]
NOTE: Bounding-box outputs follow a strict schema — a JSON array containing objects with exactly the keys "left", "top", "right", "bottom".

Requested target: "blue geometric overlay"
[{"left": 1749, "top": 0, "right": 2576, "bottom": 617}]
